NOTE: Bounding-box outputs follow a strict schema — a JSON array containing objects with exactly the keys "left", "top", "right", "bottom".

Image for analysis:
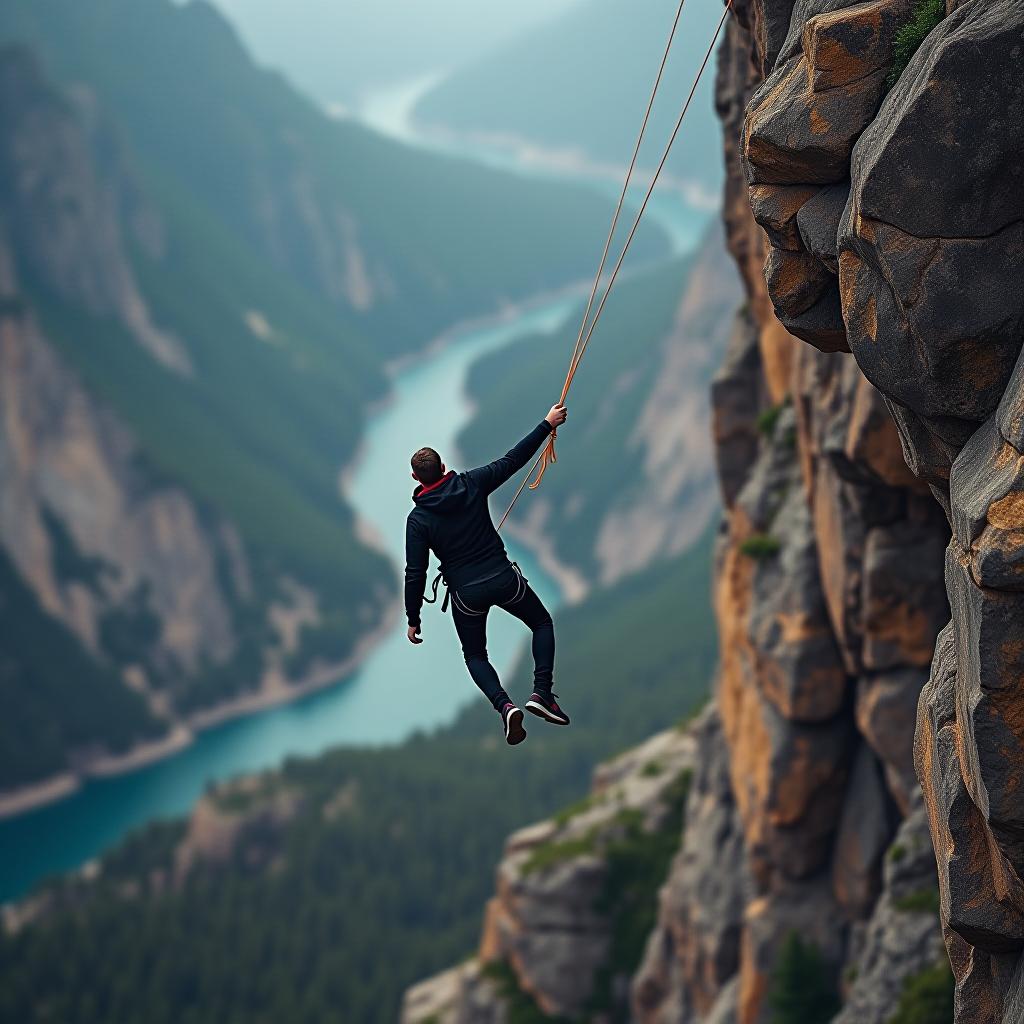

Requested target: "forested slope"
[{"left": 0, "top": 532, "right": 717, "bottom": 1023}]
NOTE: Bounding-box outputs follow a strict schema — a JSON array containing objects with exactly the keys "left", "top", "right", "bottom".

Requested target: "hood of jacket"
[{"left": 412, "top": 471, "right": 473, "bottom": 513}]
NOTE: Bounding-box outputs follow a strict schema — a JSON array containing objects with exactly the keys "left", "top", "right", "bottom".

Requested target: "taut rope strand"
[{"left": 498, "top": 0, "right": 733, "bottom": 529}]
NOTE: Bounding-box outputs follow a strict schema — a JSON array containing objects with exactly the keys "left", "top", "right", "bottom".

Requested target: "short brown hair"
[{"left": 411, "top": 447, "right": 443, "bottom": 485}]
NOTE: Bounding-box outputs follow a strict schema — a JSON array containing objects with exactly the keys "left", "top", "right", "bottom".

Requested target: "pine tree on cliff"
[{"left": 769, "top": 932, "right": 840, "bottom": 1024}]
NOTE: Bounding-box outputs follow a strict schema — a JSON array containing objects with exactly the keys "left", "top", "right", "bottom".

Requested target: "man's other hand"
[
  {"left": 546, "top": 403, "right": 568, "bottom": 428},
  {"left": 407, "top": 625, "right": 423, "bottom": 645}
]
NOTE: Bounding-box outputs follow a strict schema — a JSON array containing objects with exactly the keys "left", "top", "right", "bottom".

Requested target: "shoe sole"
[
  {"left": 525, "top": 700, "right": 570, "bottom": 726},
  {"left": 505, "top": 708, "right": 527, "bottom": 745}
]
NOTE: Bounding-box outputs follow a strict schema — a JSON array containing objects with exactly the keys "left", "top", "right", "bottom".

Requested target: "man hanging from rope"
[{"left": 404, "top": 404, "right": 570, "bottom": 745}]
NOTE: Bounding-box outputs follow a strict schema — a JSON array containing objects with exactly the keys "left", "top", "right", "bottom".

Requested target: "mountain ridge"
[{"left": 414, "top": 0, "right": 725, "bottom": 197}]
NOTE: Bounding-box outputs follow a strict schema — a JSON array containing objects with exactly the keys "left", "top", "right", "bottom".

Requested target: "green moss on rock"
[{"left": 887, "top": 960, "right": 954, "bottom": 1024}]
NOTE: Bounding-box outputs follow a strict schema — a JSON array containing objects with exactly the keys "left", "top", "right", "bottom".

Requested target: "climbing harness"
[
  {"left": 424, "top": 562, "right": 527, "bottom": 616},
  {"left": 496, "top": 0, "right": 733, "bottom": 532}
]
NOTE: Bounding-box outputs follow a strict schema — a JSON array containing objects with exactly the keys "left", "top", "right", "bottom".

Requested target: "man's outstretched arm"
[
  {"left": 466, "top": 404, "right": 568, "bottom": 496},
  {"left": 404, "top": 516, "right": 429, "bottom": 643}
]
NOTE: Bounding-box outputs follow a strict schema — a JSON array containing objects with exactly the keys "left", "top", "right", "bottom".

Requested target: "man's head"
[{"left": 411, "top": 447, "right": 445, "bottom": 486}]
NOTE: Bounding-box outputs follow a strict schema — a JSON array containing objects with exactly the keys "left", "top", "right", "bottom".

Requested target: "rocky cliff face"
[
  {"left": 727, "top": 0, "right": 1024, "bottom": 1018},
  {"left": 401, "top": 722, "right": 699, "bottom": 1023},
  {"left": 0, "top": 51, "right": 237, "bottom": 680},
  {"left": 0, "top": 50, "right": 239, "bottom": 781},
  {"left": 404, "top": 0, "right": 1024, "bottom": 1020},
  {"left": 0, "top": 243, "right": 239, "bottom": 687},
  {"left": 0, "top": 48, "right": 192, "bottom": 374}
]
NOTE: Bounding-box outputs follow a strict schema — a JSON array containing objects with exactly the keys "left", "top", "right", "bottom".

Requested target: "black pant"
[{"left": 451, "top": 564, "right": 554, "bottom": 711}]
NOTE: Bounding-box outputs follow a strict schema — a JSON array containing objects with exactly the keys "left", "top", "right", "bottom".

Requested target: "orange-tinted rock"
[
  {"left": 718, "top": 419, "right": 856, "bottom": 884},
  {"left": 796, "top": 182, "right": 849, "bottom": 274},
  {"left": 840, "top": 215, "right": 1024, "bottom": 431},
  {"left": 950, "top": 417, "right": 1024, "bottom": 591},
  {"left": 831, "top": 743, "right": 895, "bottom": 919},
  {"left": 764, "top": 246, "right": 833, "bottom": 320},
  {"left": 857, "top": 668, "right": 928, "bottom": 813},
  {"left": 918, "top": 629, "right": 1024, "bottom": 953},
  {"left": 802, "top": 0, "right": 913, "bottom": 90},
  {"left": 738, "top": 876, "right": 846, "bottom": 1024},
  {"left": 840, "top": 1, "right": 1024, "bottom": 457},
  {"left": 946, "top": 546, "right": 1024, "bottom": 873},
  {"left": 712, "top": 311, "right": 764, "bottom": 509},
  {"left": 844, "top": 372, "right": 923, "bottom": 490},
  {"left": 744, "top": 55, "right": 888, "bottom": 185},
  {"left": 834, "top": 802, "right": 946, "bottom": 1024},
  {"left": 749, "top": 183, "right": 820, "bottom": 251},
  {"left": 861, "top": 519, "right": 950, "bottom": 669}
]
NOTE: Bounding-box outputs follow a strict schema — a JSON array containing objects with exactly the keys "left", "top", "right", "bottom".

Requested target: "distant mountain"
[
  {"left": 0, "top": 0, "right": 667, "bottom": 799},
  {"left": 414, "top": 0, "right": 726, "bottom": 196},
  {"left": 205, "top": 0, "right": 578, "bottom": 107},
  {"left": 458, "top": 223, "right": 741, "bottom": 591},
  {"left": 0, "top": 0, "right": 666, "bottom": 358}
]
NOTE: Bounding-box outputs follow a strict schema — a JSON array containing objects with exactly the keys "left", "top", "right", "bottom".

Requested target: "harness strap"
[
  {"left": 424, "top": 563, "right": 523, "bottom": 617},
  {"left": 423, "top": 571, "right": 450, "bottom": 613}
]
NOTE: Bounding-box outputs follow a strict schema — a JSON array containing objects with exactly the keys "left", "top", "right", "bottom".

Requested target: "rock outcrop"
[
  {"left": 632, "top": 707, "right": 747, "bottom": 1024},
  {"left": 833, "top": 800, "right": 948, "bottom": 1024},
  {"left": 401, "top": 725, "right": 698, "bottom": 1023}
]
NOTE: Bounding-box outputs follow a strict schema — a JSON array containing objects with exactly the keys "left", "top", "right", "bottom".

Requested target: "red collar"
[{"left": 416, "top": 470, "right": 453, "bottom": 497}]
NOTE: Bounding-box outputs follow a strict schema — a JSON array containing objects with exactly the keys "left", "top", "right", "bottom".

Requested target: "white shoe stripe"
[{"left": 526, "top": 700, "right": 568, "bottom": 723}]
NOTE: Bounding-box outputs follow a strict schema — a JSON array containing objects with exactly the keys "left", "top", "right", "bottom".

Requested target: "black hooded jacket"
[{"left": 404, "top": 420, "right": 553, "bottom": 627}]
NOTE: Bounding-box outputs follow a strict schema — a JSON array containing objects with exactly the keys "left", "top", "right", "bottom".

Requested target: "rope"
[
  {"left": 560, "top": 0, "right": 689, "bottom": 410},
  {"left": 496, "top": 0, "right": 733, "bottom": 531}
]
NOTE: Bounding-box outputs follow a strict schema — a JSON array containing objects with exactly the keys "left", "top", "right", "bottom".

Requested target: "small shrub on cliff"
[
  {"left": 757, "top": 403, "right": 784, "bottom": 437},
  {"left": 676, "top": 697, "right": 709, "bottom": 733},
  {"left": 481, "top": 960, "right": 572, "bottom": 1024},
  {"left": 887, "top": 0, "right": 946, "bottom": 87},
  {"left": 895, "top": 886, "right": 941, "bottom": 916},
  {"left": 521, "top": 828, "right": 600, "bottom": 874},
  {"left": 887, "top": 960, "right": 954, "bottom": 1024},
  {"left": 553, "top": 792, "right": 596, "bottom": 827},
  {"left": 740, "top": 533, "right": 782, "bottom": 559},
  {"left": 769, "top": 932, "right": 841, "bottom": 1024}
]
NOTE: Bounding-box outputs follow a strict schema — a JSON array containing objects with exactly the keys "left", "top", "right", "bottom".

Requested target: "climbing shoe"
[
  {"left": 526, "top": 691, "right": 570, "bottom": 727},
  {"left": 501, "top": 702, "right": 527, "bottom": 746}
]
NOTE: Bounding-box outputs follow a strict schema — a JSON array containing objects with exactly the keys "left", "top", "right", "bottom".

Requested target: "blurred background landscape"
[{"left": 0, "top": 0, "right": 732, "bottom": 1019}]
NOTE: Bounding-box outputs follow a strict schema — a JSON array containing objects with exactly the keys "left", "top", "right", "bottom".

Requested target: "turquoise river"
[{"left": 0, "top": 81, "right": 711, "bottom": 904}]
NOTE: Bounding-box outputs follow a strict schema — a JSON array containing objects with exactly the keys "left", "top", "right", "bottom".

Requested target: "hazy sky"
[{"left": 198, "top": 0, "right": 579, "bottom": 106}]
